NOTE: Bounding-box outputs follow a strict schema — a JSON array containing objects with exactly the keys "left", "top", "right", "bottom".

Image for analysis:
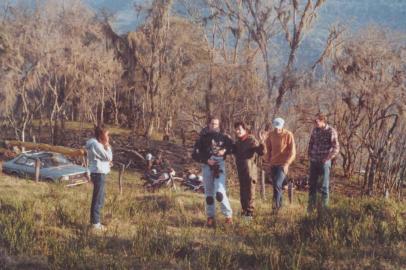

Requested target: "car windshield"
[{"left": 40, "top": 154, "right": 72, "bottom": 168}]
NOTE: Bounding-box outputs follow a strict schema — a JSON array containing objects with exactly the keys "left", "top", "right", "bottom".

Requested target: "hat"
[{"left": 272, "top": 117, "right": 285, "bottom": 129}]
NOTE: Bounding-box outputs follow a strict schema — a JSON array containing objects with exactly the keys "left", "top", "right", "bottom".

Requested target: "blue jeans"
[
  {"left": 90, "top": 173, "right": 106, "bottom": 224},
  {"left": 308, "top": 160, "right": 331, "bottom": 210},
  {"left": 202, "top": 156, "right": 233, "bottom": 218},
  {"left": 271, "top": 166, "right": 286, "bottom": 209}
]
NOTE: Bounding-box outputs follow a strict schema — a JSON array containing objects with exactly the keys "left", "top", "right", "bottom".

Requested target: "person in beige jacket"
[{"left": 265, "top": 118, "right": 296, "bottom": 210}]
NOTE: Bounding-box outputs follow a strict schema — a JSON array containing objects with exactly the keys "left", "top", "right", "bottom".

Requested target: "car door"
[
  {"left": 24, "top": 158, "right": 37, "bottom": 178},
  {"left": 14, "top": 156, "right": 36, "bottom": 178}
]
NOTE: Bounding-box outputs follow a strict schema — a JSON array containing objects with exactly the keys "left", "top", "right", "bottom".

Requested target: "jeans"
[
  {"left": 90, "top": 173, "right": 106, "bottom": 224},
  {"left": 308, "top": 160, "right": 331, "bottom": 210},
  {"left": 271, "top": 166, "right": 286, "bottom": 209},
  {"left": 202, "top": 156, "right": 233, "bottom": 218}
]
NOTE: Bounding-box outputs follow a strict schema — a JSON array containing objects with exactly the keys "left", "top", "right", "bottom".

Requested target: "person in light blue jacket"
[{"left": 85, "top": 125, "right": 113, "bottom": 231}]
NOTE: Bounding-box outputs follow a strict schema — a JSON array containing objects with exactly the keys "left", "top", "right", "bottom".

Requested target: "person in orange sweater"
[{"left": 264, "top": 117, "right": 296, "bottom": 210}]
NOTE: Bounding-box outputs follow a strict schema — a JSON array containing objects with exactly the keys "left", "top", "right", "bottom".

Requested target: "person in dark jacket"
[
  {"left": 192, "top": 116, "right": 234, "bottom": 226},
  {"left": 233, "top": 122, "right": 265, "bottom": 220}
]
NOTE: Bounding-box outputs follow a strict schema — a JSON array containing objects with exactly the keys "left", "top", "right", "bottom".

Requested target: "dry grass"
[{"left": 0, "top": 170, "right": 405, "bottom": 269}]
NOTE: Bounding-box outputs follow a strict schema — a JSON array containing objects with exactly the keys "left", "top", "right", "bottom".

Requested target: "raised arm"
[
  {"left": 265, "top": 135, "right": 272, "bottom": 162},
  {"left": 91, "top": 142, "right": 113, "bottom": 162}
]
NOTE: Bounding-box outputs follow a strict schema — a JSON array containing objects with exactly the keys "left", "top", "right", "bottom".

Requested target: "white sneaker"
[{"left": 91, "top": 223, "right": 107, "bottom": 231}]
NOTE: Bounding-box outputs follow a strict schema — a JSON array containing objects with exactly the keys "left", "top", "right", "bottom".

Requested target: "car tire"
[
  {"left": 10, "top": 172, "right": 19, "bottom": 178},
  {"left": 45, "top": 178, "right": 54, "bottom": 182}
]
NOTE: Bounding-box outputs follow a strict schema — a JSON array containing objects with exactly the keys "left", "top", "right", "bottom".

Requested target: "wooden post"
[
  {"left": 118, "top": 164, "right": 125, "bottom": 195},
  {"left": 260, "top": 169, "right": 266, "bottom": 200},
  {"left": 82, "top": 155, "right": 87, "bottom": 167},
  {"left": 288, "top": 180, "right": 293, "bottom": 203},
  {"left": 35, "top": 159, "right": 41, "bottom": 182}
]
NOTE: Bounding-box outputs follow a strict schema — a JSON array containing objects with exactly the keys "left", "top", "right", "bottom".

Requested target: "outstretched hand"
[{"left": 259, "top": 130, "right": 268, "bottom": 142}]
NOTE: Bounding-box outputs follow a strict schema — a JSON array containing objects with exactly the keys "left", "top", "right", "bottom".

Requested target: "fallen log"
[{"left": 4, "top": 140, "right": 86, "bottom": 157}]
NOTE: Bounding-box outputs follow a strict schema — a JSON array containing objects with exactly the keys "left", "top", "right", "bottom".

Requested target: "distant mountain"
[
  {"left": 84, "top": 0, "right": 406, "bottom": 34},
  {"left": 83, "top": 0, "right": 405, "bottom": 67}
]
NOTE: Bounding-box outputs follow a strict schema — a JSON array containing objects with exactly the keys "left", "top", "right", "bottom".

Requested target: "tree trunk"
[
  {"left": 367, "top": 158, "right": 376, "bottom": 195},
  {"left": 53, "top": 114, "right": 59, "bottom": 145},
  {"left": 145, "top": 92, "right": 156, "bottom": 138},
  {"left": 261, "top": 46, "right": 275, "bottom": 124},
  {"left": 100, "top": 86, "right": 105, "bottom": 125}
]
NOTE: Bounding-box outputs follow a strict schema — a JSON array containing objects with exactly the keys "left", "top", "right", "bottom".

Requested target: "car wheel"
[
  {"left": 10, "top": 172, "right": 19, "bottom": 178},
  {"left": 44, "top": 178, "right": 54, "bottom": 182}
]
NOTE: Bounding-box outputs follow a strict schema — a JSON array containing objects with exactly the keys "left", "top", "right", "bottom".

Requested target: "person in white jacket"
[{"left": 85, "top": 125, "right": 113, "bottom": 230}]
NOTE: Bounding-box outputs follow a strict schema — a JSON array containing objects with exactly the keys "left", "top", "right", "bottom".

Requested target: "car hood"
[{"left": 42, "top": 164, "right": 88, "bottom": 175}]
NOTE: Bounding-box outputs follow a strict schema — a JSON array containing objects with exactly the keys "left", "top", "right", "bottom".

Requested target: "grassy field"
[{"left": 0, "top": 169, "right": 405, "bottom": 270}]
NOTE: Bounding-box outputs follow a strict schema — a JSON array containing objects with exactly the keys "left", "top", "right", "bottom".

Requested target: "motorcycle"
[
  {"left": 181, "top": 174, "right": 204, "bottom": 193},
  {"left": 143, "top": 168, "right": 178, "bottom": 192}
]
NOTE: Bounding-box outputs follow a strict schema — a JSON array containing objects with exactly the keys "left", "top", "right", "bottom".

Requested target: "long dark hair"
[{"left": 94, "top": 125, "right": 108, "bottom": 142}]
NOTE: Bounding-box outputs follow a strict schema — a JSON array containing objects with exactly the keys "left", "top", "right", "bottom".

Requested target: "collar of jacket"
[
  {"left": 239, "top": 134, "right": 249, "bottom": 141},
  {"left": 317, "top": 124, "right": 330, "bottom": 131}
]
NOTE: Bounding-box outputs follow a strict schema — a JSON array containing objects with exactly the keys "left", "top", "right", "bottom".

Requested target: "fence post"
[
  {"left": 35, "top": 159, "right": 41, "bottom": 182},
  {"left": 288, "top": 180, "right": 293, "bottom": 203},
  {"left": 260, "top": 169, "right": 266, "bottom": 200},
  {"left": 118, "top": 164, "right": 125, "bottom": 195}
]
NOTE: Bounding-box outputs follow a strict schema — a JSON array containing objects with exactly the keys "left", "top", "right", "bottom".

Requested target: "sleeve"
[
  {"left": 230, "top": 141, "right": 237, "bottom": 155},
  {"left": 224, "top": 135, "right": 235, "bottom": 156},
  {"left": 328, "top": 128, "right": 340, "bottom": 160},
  {"left": 192, "top": 137, "right": 206, "bottom": 164},
  {"left": 265, "top": 136, "right": 272, "bottom": 162},
  {"left": 91, "top": 142, "right": 113, "bottom": 162},
  {"left": 286, "top": 133, "right": 296, "bottom": 165},
  {"left": 255, "top": 141, "right": 265, "bottom": 156}
]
